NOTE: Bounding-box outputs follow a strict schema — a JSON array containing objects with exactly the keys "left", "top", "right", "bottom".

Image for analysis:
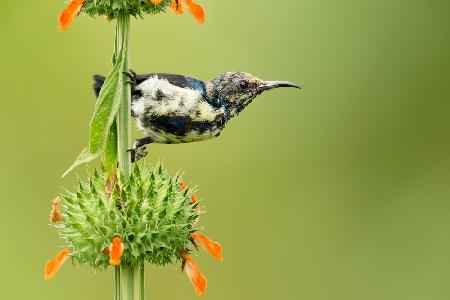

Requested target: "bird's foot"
[
  {"left": 123, "top": 69, "right": 137, "bottom": 85},
  {"left": 128, "top": 137, "right": 153, "bottom": 162},
  {"left": 127, "top": 145, "right": 148, "bottom": 163}
]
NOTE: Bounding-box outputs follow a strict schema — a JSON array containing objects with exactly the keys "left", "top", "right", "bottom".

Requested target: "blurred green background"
[{"left": 1, "top": 0, "right": 450, "bottom": 299}]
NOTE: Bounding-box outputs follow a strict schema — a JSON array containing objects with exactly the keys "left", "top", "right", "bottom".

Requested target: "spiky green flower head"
[
  {"left": 53, "top": 163, "right": 201, "bottom": 270},
  {"left": 82, "top": 0, "right": 173, "bottom": 20},
  {"left": 58, "top": 1, "right": 206, "bottom": 30}
]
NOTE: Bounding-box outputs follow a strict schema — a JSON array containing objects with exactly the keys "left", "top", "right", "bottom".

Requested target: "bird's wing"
[
  {"left": 93, "top": 73, "right": 204, "bottom": 98},
  {"left": 136, "top": 73, "right": 207, "bottom": 99},
  {"left": 136, "top": 73, "right": 191, "bottom": 88},
  {"left": 93, "top": 75, "right": 106, "bottom": 97}
]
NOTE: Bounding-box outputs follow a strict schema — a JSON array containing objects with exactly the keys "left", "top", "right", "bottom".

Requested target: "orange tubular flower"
[
  {"left": 59, "top": 0, "right": 84, "bottom": 31},
  {"left": 191, "top": 233, "right": 223, "bottom": 261},
  {"left": 182, "top": 253, "right": 207, "bottom": 296},
  {"left": 170, "top": 0, "right": 184, "bottom": 14},
  {"left": 171, "top": 0, "right": 205, "bottom": 23},
  {"left": 180, "top": 181, "right": 187, "bottom": 190},
  {"left": 50, "top": 196, "right": 63, "bottom": 223},
  {"left": 45, "top": 249, "right": 71, "bottom": 280},
  {"left": 185, "top": 0, "right": 205, "bottom": 23},
  {"left": 150, "top": 0, "right": 165, "bottom": 4},
  {"left": 191, "top": 194, "right": 201, "bottom": 215},
  {"left": 109, "top": 236, "right": 124, "bottom": 265}
]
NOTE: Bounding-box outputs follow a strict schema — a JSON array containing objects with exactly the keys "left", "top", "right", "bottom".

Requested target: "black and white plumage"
[{"left": 93, "top": 71, "right": 301, "bottom": 161}]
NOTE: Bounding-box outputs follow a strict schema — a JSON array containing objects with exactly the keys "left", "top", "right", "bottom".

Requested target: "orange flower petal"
[
  {"left": 59, "top": 0, "right": 84, "bottom": 31},
  {"left": 150, "top": 0, "right": 165, "bottom": 4},
  {"left": 109, "top": 236, "right": 124, "bottom": 265},
  {"left": 190, "top": 195, "right": 201, "bottom": 214},
  {"left": 191, "top": 233, "right": 223, "bottom": 261},
  {"left": 170, "top": 0, "right": 184, "bottom": 14},
  {"left": 50, "top": 196, "right": 63, "bottom": 223},
  {"left": 183, "top": 254, "right": 207, "bottom": 296},
  {"left": 180, "top": 181, "right": 187, "bottom": 190},
  {"left": 45, "top": 249, "right": 71, "bottom": 280},
  {"left": 184, "top": 0, "right": 205, "bottom": 23}
]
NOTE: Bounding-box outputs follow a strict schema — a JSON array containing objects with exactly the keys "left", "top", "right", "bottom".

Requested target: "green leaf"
[
  {"left": 62, "top": 148, "right": 96, "bottom": 178},
  {"left": 62, "top": 47, "right": 125, "bottom": 178},
  {"left": 102, "top": 120, "right": 118, "bottom": 174},
  {"left": 89, "top": 54, "right": 124, "bottom": 153}
]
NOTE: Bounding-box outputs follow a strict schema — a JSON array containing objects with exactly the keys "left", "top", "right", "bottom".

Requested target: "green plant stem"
[
  {"left": 140, "top": 262, "right": 146, "bottom": 300},
  {"left": 114, "top": 12, "right": 146, "bottom": 300},
  {"left": 116, "top": 12, "right": 132, "bottom": 179},
  {"left": 121, "top": 264, "right": 143, "bottom": 300},
  {"left": 115, "top": 266, "right": 121, "bottom": 300}
]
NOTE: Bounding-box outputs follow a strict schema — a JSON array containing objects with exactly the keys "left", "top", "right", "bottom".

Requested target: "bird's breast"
[
  {"left": 131, "top": 76, "right": 227, "bottom": 143},
  {"left": 137, "top": 116, "right": 224, "bottom": 144}
]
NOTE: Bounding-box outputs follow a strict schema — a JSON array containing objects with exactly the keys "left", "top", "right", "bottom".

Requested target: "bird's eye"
[{"left": 240, "top": 81, "right": 249, "bottom": 89}]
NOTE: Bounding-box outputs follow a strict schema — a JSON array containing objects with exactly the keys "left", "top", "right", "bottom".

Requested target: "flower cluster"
[
  {"left": 59, "top": 0, "right": 205, "bottom": 30},
  {"left": 45, "top": 163, "right": 222, "bottom": 295}
]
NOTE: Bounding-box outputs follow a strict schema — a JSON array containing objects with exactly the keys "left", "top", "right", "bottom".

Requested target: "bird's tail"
[{"left": 93, "top": 75, "right": 106, "bottom": 97}]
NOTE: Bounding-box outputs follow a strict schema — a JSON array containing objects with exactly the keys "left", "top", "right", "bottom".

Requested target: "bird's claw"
[
  {"left": 128, "top": 146, "right": 148, "bottom": 163},
  {"left": 123, "top": 69, "right": 137, "bottom": 87},
  {"left": 123, "top": 69, "right": 137, "bottom": 80}
]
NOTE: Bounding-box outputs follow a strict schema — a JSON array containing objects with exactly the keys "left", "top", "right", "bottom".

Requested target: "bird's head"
[{"left": 208, "top": 72, "right": 301, "bottom": 117}]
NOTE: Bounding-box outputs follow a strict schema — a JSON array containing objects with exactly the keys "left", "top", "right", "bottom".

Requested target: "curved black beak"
[{"left": 258, "top": 81, "right": 302, "bottom": 92}]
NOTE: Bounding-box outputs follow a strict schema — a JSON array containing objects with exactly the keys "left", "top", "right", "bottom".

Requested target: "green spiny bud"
[
  {"left": 53, "top": 163, "right": 201, "bottom": 269},
  {"left": 81, "top": 0, "right": 173, "bottom": 20}
]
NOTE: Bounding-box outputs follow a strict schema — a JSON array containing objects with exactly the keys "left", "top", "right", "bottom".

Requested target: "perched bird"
[{"left": 93, "top": 70, "right": 301, "bottom": 161}]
